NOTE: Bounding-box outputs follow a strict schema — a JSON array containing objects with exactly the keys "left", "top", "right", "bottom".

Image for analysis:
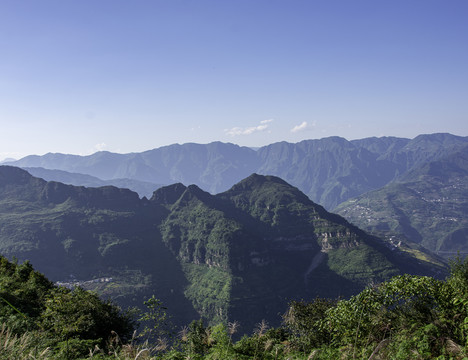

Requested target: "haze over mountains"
[
  {"left": 5, "top": 133, "right": 468, "bottom": 211},
  {"left": 5, "top": 132, "right": 467, "bottom": 261},
  {"left": 0, "top": 166, "right": 444, "bottom": 330},
  {"left": 22, "top": 166, "right": 163, "bottom": 199}
]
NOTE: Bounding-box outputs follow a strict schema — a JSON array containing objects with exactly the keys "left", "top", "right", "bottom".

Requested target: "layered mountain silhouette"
[
  {"left": 6, "top": 133, "right": 468, "bottom": 210},
  {"left": 0, "top": 166, "right": 444, "bottom": 330},
  {"left": 23, "top": 166, "right": 163, "bottom": 199}
]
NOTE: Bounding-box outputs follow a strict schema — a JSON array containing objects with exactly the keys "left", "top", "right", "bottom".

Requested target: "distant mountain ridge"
[
  {"left": 23, "top": 167, "right": 163, "bottom": 199},
  {"left": 7, "top": 133, "right": 468, "bottom": 210},
  {"left": 0, "top": 166, "right": 444, "bottom": 330}
]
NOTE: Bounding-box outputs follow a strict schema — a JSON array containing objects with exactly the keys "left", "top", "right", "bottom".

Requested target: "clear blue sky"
[{"left": 1, "top": 0, "right": 467, "bottom": 160}]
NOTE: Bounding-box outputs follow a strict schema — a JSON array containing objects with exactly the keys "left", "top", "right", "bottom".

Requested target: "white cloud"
[
  {"left": 225, "top": 119, "right": 273, "bottom": 136},
  {"left": 94, "top": 143, "right": 107, "bottom": 152},
  {"left": 290, "top": 121, "right": 315, "bottom": 133}
]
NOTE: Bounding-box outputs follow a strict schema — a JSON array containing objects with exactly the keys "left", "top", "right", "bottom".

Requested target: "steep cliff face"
[{"left": 151, "top": 173, "right": 444, "bottom": 329}]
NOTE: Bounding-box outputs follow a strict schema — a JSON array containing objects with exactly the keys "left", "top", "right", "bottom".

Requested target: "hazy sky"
[{"left": 1, "top": 0, "right": 467, "bottom": 160}]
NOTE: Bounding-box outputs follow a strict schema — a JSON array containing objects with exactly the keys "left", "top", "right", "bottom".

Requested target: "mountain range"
[
  {"left": 4, "top": 132, "right": 467, "bottom": 262},
  {"left": 22, "top": 166, "right": 163, "bottom": 199},
  {"left": 6, "top": 133, "right": 468, "bottom": 210},
  {"left": 0, "top": 166, "right": 444, "bottom": 330}
]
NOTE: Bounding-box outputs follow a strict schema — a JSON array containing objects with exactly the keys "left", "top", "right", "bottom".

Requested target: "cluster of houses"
[{"left": 55, "top": 275, "right": 113, "bottom": 290}]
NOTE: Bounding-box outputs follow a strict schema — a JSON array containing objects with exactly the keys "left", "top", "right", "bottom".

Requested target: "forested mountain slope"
[
  {"left": 0, "top": 166, "right": 444, "bottom": 330},
  {"left": 336, "top": 146, "right": 468, "bottom": 260}
]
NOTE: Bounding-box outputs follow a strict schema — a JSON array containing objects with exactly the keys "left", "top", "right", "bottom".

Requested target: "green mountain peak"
[{"left": 150, "top": 183, "right": 187, "bottom": 205}]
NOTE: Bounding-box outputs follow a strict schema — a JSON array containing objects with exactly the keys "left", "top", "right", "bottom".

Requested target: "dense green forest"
[
  {"left": 1, "top": 255, "right": 467, "bottom": 359},
  {"left": 1, "top": 167, "right": 445, "bottom": 333}
]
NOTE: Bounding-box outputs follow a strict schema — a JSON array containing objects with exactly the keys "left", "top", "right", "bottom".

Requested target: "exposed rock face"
[{"left": 319, "top": 231, "right": 360, "bottom": 252}]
